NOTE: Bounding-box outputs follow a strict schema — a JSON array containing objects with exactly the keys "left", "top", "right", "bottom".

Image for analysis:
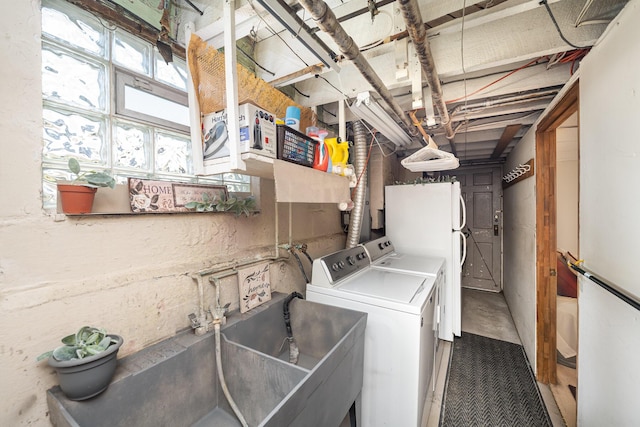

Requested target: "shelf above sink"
[{"left": 197, "top": 156, "right": 351, "bottom": 204}]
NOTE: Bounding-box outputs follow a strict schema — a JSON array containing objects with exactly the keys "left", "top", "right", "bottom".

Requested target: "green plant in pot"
[
  {"left": 37, "top": 326, "right": 123, "bottom": 401},
  {"left": 185, "top": 193, "right": 257, "bottom": 217},
  {"left": 57, "top": 158, "right": 116, "bottom": 214}
]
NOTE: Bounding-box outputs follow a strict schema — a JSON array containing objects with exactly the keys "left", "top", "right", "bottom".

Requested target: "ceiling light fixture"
[
  {"left": 349, "top": 91, "right": 414, "bottom": 147},
  {"left": 254, "top": 0, "right": 341, "bottom": 72}
]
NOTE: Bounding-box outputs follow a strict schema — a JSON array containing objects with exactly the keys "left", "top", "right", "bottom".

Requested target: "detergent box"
[{"left": 201, "top": 103, "right": 277, "bottom": 162}]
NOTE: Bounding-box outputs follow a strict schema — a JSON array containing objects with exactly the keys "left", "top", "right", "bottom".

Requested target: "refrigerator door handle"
[
  {"left": 459, "top": 194, "right": 467, "bottom": 230},
  {"left": 459, "top": 231, "right": 467, "bottom": 266}
]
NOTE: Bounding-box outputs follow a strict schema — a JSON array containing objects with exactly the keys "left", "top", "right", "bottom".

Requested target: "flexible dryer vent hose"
[{"left": 346, "top": 120, "right": 367, "bottom": 248}]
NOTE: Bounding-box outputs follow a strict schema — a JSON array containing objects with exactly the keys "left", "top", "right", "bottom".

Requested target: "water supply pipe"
[
  {"left": 297, "top": 0, "right": 418, "bottom": 138},
  {"left": 346, "top": 120, "right": 368, "bottom": 248},
  {"left": 397, "top": 0, "right": 456, "bottom": 154},
  {"left": 449, "top": 89, "right": 559, "bottom": 117},
  {"left": 214, "top": 323, "right": 248, "bottom": 427},
  {"left": 289, "top": 247, "right": 310, "bottom": 283}
]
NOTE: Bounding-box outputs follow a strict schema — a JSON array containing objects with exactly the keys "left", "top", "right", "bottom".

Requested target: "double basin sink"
[{"left": 47, "top": 293, "right": 367, "bottom": 427}]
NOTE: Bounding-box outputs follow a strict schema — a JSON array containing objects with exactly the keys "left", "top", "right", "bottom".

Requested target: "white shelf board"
[
  {"left": 197, "top": 155, "right": 350, "bottom": 204},
  {"left": 273, "top": 159, "right": 350, "bottom": 204}
]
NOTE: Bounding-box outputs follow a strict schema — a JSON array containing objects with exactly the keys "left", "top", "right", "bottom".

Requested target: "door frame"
[
  {"left": 457, "top": 165, "right": 504, "bottom": 292},
  {"left": 535, "top": 81, "right": 579, "bottom": 383}
]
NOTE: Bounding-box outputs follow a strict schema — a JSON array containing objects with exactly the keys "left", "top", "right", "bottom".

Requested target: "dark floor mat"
[
  {"left": 440, "top": 333, "right": 552, "bottom": 427},
  {"left": 569, "top": 385, "right": 577, "bottom": 399}
]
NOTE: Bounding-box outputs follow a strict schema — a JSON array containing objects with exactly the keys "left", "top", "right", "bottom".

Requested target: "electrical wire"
[
  {"left": 540, "top": 0, "right": 589, "bottom": 50},
  {"left": 293, "top": 86, "right": 310, "bottom": 98},
  {"left": 357, "top": 119, "right": 397, "bottom": 157},
  {"left": 445, "top": 57, "right": 543, "bottom": 104},
  {"left": 237, "top": 46, "right": 275, "bottom": 76},
  {"left": 315, "top": 74, "right": 349, "bottom": 99},
  {"left": 247, "top": 0, "right": 311, "bottom": 67}
]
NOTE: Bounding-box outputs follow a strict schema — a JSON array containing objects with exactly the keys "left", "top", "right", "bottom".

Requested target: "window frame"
[
  {"left": 114, "top": 67, "right": 190, "bottom": 133},
  {"left": 40, "top": 0, "right": 253, "bottom": 213}
]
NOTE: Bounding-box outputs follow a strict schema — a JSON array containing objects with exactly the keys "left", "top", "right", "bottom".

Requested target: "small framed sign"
[
  {"left": 128, "top": 178, "right": 227, "bottom": 213},
  {"left": 238, "top": 262, "right": 272, "bottom": 313},
  {"left": 172, "top": 183, "right": 227, "bottom": 208}
]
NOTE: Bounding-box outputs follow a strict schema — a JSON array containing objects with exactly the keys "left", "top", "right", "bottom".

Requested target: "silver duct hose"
[
  {"left": 397, "top": 0, "right": 456, "bottom": 153},
  {"left": 298, "top": 0, "right": 418, "bottom": 138},
  {"left": 346, "top": 120, "right": 368, "bottom": 248}
]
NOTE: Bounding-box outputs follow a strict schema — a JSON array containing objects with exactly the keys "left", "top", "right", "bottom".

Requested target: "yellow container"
[{"left": 325, "top": 138, "right": 349, "bottom": 167}]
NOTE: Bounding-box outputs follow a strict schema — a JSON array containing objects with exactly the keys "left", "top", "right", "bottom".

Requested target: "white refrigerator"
[{"left": 385, "top": 182, "right": 467, "bottom": 341}]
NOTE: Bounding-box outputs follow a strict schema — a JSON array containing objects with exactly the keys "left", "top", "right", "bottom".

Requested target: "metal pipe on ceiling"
[
  {"left": 449, "top": 89, "right": 560, "bottom": 116},
  {"left": 397, "top": 0, "right": 456, "bottom": 155},
  {"left": 297, "top": 0, "right": 419, "bottom": 138}
]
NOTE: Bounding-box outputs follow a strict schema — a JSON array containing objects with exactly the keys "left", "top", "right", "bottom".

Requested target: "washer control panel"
[
  {"left": 311, "top": 246, "right": 370, "bottom": 286},
  {"left": 362, "top": 236, "right": 395, "bottom": 262}
]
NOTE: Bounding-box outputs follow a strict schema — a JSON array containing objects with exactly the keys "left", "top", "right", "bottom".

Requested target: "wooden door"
[{"left": 458, "top": 167, "right": 503, "bottom": 292}]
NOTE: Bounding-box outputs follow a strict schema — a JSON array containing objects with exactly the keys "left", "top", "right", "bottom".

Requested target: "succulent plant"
[{"left": 37, "top": 326, "right": 118, "bottom": 362}]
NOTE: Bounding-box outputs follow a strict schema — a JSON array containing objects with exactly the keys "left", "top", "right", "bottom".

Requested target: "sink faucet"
[{"left": 210, "top": 277, "right": 229, "bottom": 325}]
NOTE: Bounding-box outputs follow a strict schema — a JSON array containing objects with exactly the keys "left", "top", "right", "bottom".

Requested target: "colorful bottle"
[
  {"left": 312, "top": 129, "right": 330, "bottom": 172},
  {"left": 285, "top": 106, "right": 300, "bottom": 131}
]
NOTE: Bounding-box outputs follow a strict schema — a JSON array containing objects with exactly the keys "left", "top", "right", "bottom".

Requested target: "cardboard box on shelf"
[{"left": 202, "top": 103, "right": 277, "bottom": 163}]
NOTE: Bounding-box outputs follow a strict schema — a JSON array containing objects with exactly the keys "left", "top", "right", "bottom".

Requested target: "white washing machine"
[{"left": 307, "top": 246, "right": 437, "bottom": 427}]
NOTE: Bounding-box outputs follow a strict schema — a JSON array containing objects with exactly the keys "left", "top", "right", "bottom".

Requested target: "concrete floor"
[{"left": 422, "top": 288, "right": 566, "bottom": 427}]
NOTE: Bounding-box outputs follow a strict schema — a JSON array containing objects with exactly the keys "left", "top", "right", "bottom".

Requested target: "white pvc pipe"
[{"left": 215, "top": 323, "right": 248, "bottom": 427}]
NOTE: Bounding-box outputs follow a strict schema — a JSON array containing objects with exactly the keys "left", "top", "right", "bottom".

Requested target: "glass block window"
[{"left": 41, "top": 0, "right": 251, "bottom": 210}]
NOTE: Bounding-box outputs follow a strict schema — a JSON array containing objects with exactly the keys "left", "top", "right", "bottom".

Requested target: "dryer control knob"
[
  {"left": 338, "top": 261, "right": 345, "bottom": 268},
  {"left": 347, "top": 256, "right": 356, "bottom": 265},
  {"left": 331, "top": 263, "right": 340, "bottom": 271}
]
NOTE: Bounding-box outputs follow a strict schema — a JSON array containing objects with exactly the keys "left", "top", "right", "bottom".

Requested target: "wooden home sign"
[{"left": 128, "top": 178, "right": 227, "bottom": 213}]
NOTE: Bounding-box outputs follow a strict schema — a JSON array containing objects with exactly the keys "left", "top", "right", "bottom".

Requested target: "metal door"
[{"left": 457, "top": 167, "right": 502, "bottom": 291}]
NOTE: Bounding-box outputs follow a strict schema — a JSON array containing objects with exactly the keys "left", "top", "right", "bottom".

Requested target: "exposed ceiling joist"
[{"left": 491, "top": 124, "right": 522, "bottom": 158}]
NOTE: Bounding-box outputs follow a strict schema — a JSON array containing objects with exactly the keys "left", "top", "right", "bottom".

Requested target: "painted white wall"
[
  {"left": 577, "top": 1, "right": 640, "bottom": 424},
  {"left": 556, "top": 125, "right": 579, "bottom": 256},
  {"left": 502, "top": 127, "right": 537, "bottom": 366},
  {"left": 0, "top": 2, "right": 344, "bottom": 425}
]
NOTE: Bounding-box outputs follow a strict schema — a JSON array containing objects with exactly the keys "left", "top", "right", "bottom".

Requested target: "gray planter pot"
[{"left": 48, "top": 335, "right": 123, "bottom": 401}]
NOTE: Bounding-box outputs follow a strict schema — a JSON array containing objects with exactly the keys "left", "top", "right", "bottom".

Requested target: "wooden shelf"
[{"left": 198, "top": 156, "right": 350, "bottom": 204}]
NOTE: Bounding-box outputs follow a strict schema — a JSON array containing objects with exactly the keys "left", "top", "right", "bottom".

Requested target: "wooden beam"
[
  {"left": 269, "top": 65, "right": 324, "bottom": 88},
  {"left": 535, "top": 80, "right": 578, "bottom": 384},
  {"left": 68, "top": 0, "right": 186, "bottom": 60},
  {"left": 491, "top": 124, "right": 521, "bottom": 158}
]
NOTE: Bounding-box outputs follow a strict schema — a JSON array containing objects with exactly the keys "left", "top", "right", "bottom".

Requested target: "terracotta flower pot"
[
  {"left": 48, "top": 335, "right": 123, "bottom": 401},
  {"left": 57, "top": 184, "right": 97, "bottom": 214}
]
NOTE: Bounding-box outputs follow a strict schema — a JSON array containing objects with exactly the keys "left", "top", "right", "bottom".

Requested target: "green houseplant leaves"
[
  {"left": 67, "top": 158, "right": 116, "bottom": 189},
  {"left": 37, "top": 326, "right": 117, "bottom": 362}
]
